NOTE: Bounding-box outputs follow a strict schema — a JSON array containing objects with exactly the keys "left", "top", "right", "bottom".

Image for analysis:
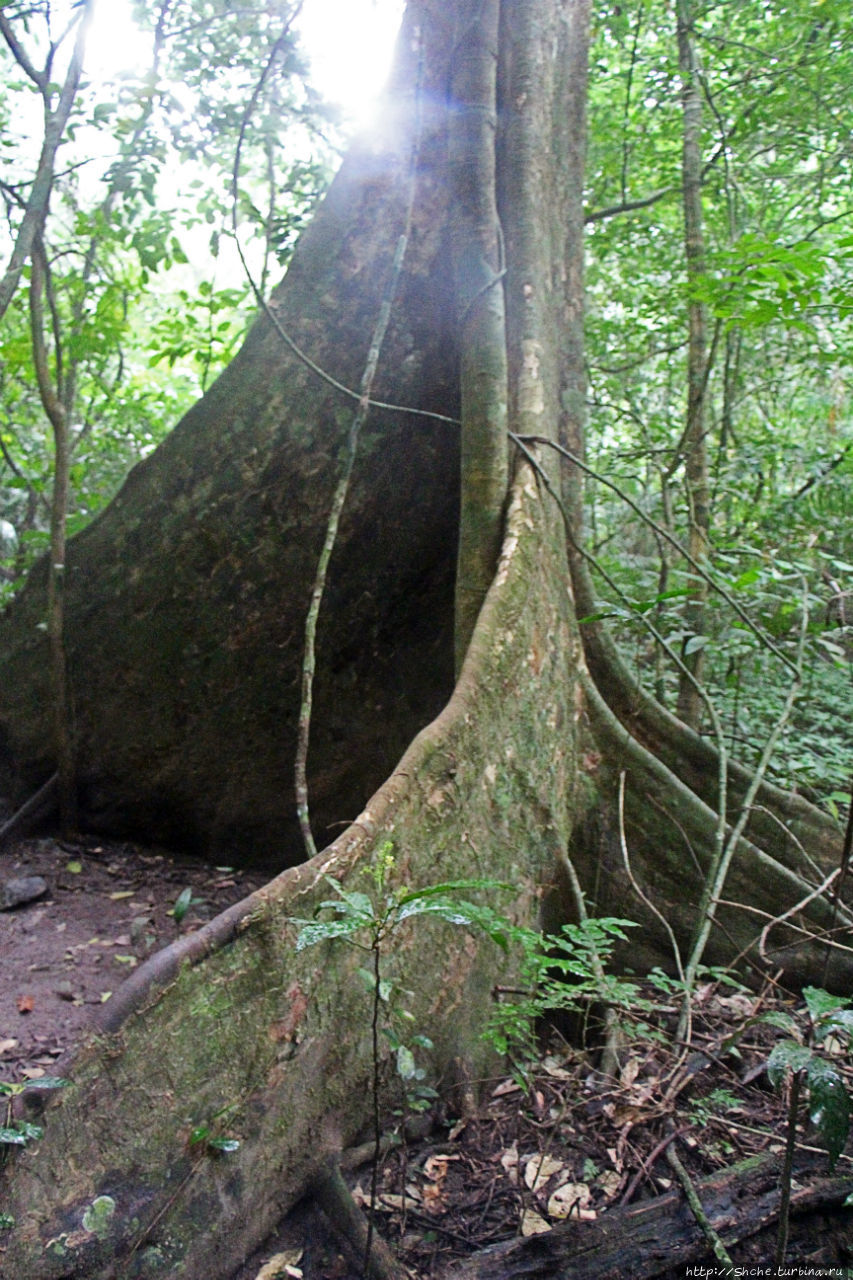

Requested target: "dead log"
[{"left": 441, "top": 1150, "right": 853, "bottom": 1279}]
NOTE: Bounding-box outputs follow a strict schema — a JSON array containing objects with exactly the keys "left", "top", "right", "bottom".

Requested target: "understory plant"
[
  {"left": 289, "top": 848, "right": 510, "bottom": 1272},
  {"left": 760, "top": 986, "right": 853, "bottom": 1265},
  {"left": 0, "top": 1073, "right": 69, "bottom": 1209},
  {"left": 485, "top": 916, "right": 643, "bottom": 1082}
]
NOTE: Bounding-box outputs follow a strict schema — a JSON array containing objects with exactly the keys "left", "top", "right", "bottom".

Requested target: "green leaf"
[
  {"left": 293, "top": 917, "right": 367, "bottom": 951},
  {"left": 172, "top": 887, "right": 193, "bottom": 924},
  {"left": 804, "top": 986, "right": 851, "bottom": 1024},
  {"left": 13, "top": 1122, "right": 42, "bottom": 1142},
  {"left": 817, "top": 1010, "right": 853, "bottom": 1042},
  {"left": 807, "top": 1058, "right": 850, "bottom": 1169},
  {"left": 767, "top": 1041, "right": 812, "bottom": 1091},
  {"left": 18, "top": 1076, "right": 69, "bottom": 1091},
  {"left": 396, "top": 1045, "right": 417, "bottom": 1081},
  {"left": 207, "top": 1137, "right": 240, "bottom": 1153},
  {"left": 0, "top": 1213, "right": 14, "bottom": 1229},
  {"left": 395, "top": 879, "right": 512, "bottom": 908},
  {"left": 0, "top": 1127, "right": 30, "bottom": 1146},
  {"left": 0, "top": 1131, "right": 42, "bottom": 1152},
  {"left": 395, "top": 897, "right": 511, "bottom": 948},
  {"left": 755, "top": 1011, "right": 799, "bottom": 1035}
]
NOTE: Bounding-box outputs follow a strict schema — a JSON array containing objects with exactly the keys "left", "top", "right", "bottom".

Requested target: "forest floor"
[
  {"left": 0, "top": 831, "right": 267, "bottom": 1077},
  {"left": 2, "top": 831, "right": 853, "bottom": 1279}
]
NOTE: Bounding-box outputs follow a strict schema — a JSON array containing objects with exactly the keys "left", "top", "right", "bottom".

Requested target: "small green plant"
[
  {"left": 289, "top": 847, "right": 509, "bottom": 1273},
  {"left": 688, "top": 1088, "right": 741, "bottom": 1126},
  {"left": 486, "top": 917, "right": 641, "bottom": 1078},
  {"left": 756, "top": 986, "right": 853, "bottom": 1268},
  {"left": 766, "top": 986, "right": 852, "bottom": 1171},
  {"left": 186, "top": 1099, "right": 242, "bottom": 1157},
  {"left": 0, "top": 1075, "right": 69, "bottom": 1166},
  {"left": 188, "top": 1128, "right": 241, "bottom": 1155},
  {"left": 170, "top": 886, "right": 205, "bottom": 930}
]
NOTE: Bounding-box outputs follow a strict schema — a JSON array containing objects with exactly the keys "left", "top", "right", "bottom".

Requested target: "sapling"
[{"left": 289, "top": 850, "right": 509, "bottom": 1276}]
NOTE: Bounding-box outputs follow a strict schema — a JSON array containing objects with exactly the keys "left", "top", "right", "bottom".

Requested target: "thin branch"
[
  {"left": 515, "top": 433, "right": 799, "bottom": 675},
  {"left": 293, "top": 39, "right": 425, "bottom": 858},
  {"left": 0, "top": 11, "right": 46, "bottom": 89},
  {"left": 0, "top": 1, "right": 93, "bottom": 324},
  {"left": 665, "top": 1132, "right": 734, "bottom": 1267},
  {"left": 585, "top": 185, "right": 676, "bottom": 224}
]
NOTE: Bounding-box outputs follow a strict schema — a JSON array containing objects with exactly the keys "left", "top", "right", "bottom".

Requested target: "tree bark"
[
  {"left": 0, "top": 6, "right": 463, "bottom": 867},
  {"left": 674, "top": 0, "right": 711, "bottom": 730},
  {"left": 450, "top": 0, "right": 509, "bottom": 673}
]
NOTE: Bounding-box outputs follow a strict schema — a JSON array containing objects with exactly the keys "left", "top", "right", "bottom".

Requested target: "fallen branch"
[{"left": 440, "top": 1150, "right": 853, "bottom": 1279}]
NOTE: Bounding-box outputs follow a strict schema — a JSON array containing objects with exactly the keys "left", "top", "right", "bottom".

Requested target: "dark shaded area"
[{"left": 0, "top": 10, "right": 464, "bottom": 870}]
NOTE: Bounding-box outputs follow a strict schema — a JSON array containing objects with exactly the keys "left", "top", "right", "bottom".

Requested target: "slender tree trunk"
[
  {"left": 450, "top": 0, "right": 509, "bottom": 672},
  {"left": 0, "top": 3, "right": 92, "bottom": 324},
  {"left": 29, "top": 242, "right": 76, "bottom": 832},
  {"left": 675, "top": 0, "right": 711, "bottom": 730}
]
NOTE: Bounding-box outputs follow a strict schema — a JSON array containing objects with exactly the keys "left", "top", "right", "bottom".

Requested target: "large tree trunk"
[
  {"left": 0, "top": 462, "right": 578, "bottom": 1280},
  {"left": 0, "top": 9, "right": 463, "bottom": 868},
  {"left": 0, "top": 1, "right": 852, "bottom": 1276}
]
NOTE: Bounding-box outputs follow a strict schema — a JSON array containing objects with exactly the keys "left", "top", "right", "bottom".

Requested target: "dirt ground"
[
  {"left": 0, "top": 833, "right": 267, "bottom": 1077},
  {"left": 3, "top": 828, "right": 853, "bottom": 1279}
]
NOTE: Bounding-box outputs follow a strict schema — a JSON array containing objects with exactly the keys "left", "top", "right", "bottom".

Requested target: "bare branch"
[{"left": 0, "top": 0, "right": 93, "bottom": 325}]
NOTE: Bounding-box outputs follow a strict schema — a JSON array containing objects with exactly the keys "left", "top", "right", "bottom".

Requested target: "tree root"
[
  {"left": 310, "top": 1160, "right": 412, "bottom": 1280},
  {"left": 0, "top": 772, "right": 57, "bottom": 849}
]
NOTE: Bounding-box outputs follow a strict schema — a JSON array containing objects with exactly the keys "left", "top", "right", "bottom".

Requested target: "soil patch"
[{"left": 0, "top": 833, "right": 266, "bottom": 1078}]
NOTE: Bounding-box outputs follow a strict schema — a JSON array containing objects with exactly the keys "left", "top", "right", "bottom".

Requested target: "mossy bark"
[{"left": 0, "top": 464, "right": 579, "bottom": 1280}]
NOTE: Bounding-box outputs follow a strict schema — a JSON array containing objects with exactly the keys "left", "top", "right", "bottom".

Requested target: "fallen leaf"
[
  {"left": 500, "top": 1143, "right": 519, "bottom": 1184},
  {"left": 491, "top": 1078, "right": 521, "bottom": 1098},
  {"left": 16, "top": 995, "right": 34, "bottom": 1014},
  {"left": 0, "top": 1038, "right": 18, "bottom": 1054},
  {"left": 524, "top": 1154, "right": 566, "bottom": 1193},
  {"left": 541, "top": 1054, "right": 573, "bottom": 1080},
  {"left": 421, "top": 1182, "right": 447, "bottom": 1214},
  {"left": 108, "top": 891, "right": 134, "bottom": 901},
  {"left": 595, "top": 1170, "right": 622, "bottom": 1199},
  {"left": 100, "top": 992, "right": 112, "bottom": 1002},
  {"left": 21, "top": 1066, "right": 45, "bottom": 1079},
  {"left": 547, "top": 1181, "right": 591, "bottom": 1220},
  {"left": 424, "top": 1153, "right": 459, "bottom": 1181},
  {"left": 113, "top": 955, "right": 138, "bottom": 967},
  {"left": 448, "top": 1117, "right": 467, "bottom": 1140},
  {"left": 65, "top": 861, "right": 82, "bottom": 874},
  {"left": 520, "top": 1209, "right": 551, "bottom": 1236},
  {"left": 620, "top": 1056, "right": 641, "bottom": 1088},
  {"left": 376, "top": 1186, "right": 422, "bottom": 1212},
  {"left": 253, "top": 1248, "right": 304, "bottom": 1280}
]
